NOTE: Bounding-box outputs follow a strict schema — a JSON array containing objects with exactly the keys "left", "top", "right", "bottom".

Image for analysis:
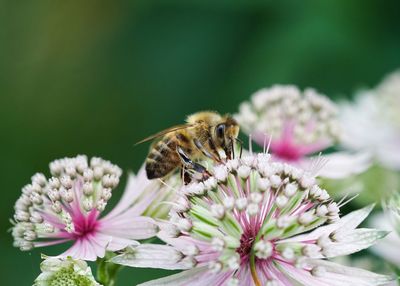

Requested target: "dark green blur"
[{"left": 1, "top": 0, "right": 400, "bottom": 284}]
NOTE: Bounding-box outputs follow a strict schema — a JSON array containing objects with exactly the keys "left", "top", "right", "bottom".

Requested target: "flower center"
[
  {"left": 270, "top": 140, "right": 302, "bottom": 161},
  {"left": 71, "top": 210, "right": 100, "bottom": 239},
  {"left": 237, "top": 229, "right": 256, "bottom": 261}
]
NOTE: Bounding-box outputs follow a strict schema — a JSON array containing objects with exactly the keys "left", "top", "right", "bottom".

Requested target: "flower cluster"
[
  {"left": 34, "top": 256, "right": 100, "bottom": 286},
  {"left": 11, "top": 155, "right": 160, "bottom": 261},
  {"left": 11, "top": 72, "right": 400, "bottom": 285},
  {"left": 235, "top": 85, "right": 371, "bottom": 179},
  {"left": 112, "top": 154, "right": 392, "bottom": 286}
]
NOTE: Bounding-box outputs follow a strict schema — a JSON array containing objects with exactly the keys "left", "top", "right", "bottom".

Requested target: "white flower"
[
  {"left": 34, "top": 255, "right": 100, "bottom": 285},
  {"left": 235, "top": 85, "right": 371, "bottom": 179},
  {"left": 370, "top": 193, "right": 400, "bottom": 266},
  {"left": 339, "top": 70, "right": 400, "bottom": 171},
  {"left": 111, "top": 154, "right": 393, "bottom": 286}
]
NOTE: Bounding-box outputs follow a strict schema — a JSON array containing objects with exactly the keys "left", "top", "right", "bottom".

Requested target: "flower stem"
[
  {"left": 249, "top": 252, "right": 261, "bottom": 286},
  {"left": 96, "top": 252, "right": 123, "bottom": 286}
]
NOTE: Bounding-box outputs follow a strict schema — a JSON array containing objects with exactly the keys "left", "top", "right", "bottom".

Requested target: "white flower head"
[
  {"left": 235, "top": 85, "right": 370, "bottom": 179},
  {"left": 112, "top": 154, "right": 393, "bottom": 286},
  {"left": 34, "top": 255, "right": 100, "bottom": 286},
  {"left": 340, "top": 70, "right": 400, "bottom": 171}
]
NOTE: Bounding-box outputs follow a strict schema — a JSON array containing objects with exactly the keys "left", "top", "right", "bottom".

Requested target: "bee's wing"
[{"left": 135, "top": 124, "right": 194, "bottom": 145}]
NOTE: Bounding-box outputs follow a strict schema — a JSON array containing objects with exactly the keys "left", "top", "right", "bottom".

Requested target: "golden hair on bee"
[{"left": 137, "top": 111, "right": 240, "bottom": 180}]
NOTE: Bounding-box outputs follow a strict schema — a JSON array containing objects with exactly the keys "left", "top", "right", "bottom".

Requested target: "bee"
[{"left": 137, "top": 111, "right": 241, "bottom": 181}]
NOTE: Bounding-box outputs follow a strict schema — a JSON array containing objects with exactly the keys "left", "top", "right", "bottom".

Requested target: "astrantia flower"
[
  {"left": 34, "top": 255, "right": 100, "bottom": 286},
  {"left": 370, "top": 193, "right": 400, "bottom": 265},
  {"left": 11, "top": 155, "right": 161, "bottom": 261},
  {"left": 235, "top": 85, "right": 370, "bottom": 178},
  {"left": 112, "top": 154, "right": 392, "bottom": 286},
  {"left": 340, "top": 70, "right": 400, "bottom": 170}
]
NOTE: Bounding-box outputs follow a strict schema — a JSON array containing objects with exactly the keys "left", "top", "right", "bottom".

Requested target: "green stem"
[{"left": 96, "top": 252, "right": 123, "bottom": 286}]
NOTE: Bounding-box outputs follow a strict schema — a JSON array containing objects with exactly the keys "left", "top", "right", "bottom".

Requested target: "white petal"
[
  {"left": 316, "top": 151, "right": 372, "bottom": 179},
  {"left": 370, "top": 213, "right": 400, "bottom": 265},
  {"left": 282, "top": 205, "right": 374, "bottom": 243},
  {"left": 306, "top": 259, "right": 395, "bottom": 286},
  {"left": 110, "top": 244, "right": 189, "bottom": 270},
  {"left": 137, "top": 267, "right": 214, "bottom": 286},
  {"left": 323, "top": 228, "right": 388, "bottom": 258}
]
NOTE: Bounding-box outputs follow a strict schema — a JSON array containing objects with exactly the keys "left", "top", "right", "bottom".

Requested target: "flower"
[
  {"left": 34, "top": 255, "right": 100, "bottom": 286},
  {"left": 234, "top": 85, "right": 371, "bottom": 179},
  {"left": 111, "top": 154, "right": 392, "bottom": 286},
  {"left": 11, "top": 155, "right": 165, "bottom": 261},
  {"left": 339, "top": 70, "right": 400, "bottom": 171},
  {"left": 370, "top": 193, "right": 400, "bottom": 266}
]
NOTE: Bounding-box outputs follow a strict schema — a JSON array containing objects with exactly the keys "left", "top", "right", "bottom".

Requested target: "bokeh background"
[{"left": 1, "top": 0, "right": 400, "bottom": 284}]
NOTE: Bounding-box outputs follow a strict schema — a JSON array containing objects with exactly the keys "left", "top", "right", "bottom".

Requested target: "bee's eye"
[{"left": 216, "top": 124, "right": 225, "bottom": 138}]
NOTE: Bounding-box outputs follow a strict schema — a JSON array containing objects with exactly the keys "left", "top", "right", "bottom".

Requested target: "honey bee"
[{"left": 137, "top": 111, "right": 241, "bottom": 181}]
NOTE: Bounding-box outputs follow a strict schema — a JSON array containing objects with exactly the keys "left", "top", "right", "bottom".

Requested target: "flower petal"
[
  {"left": 315, "top": 151, "right": 372, "bottom": 179},
  {"left": 306, "top": 259, "right": 395, "bottom": 286},
  {"left": 110, "top": 244, "right": 190, "bottom": 270},
  {"left": 322, "top": 228, "right": 389, "bottom": 258},
  {"left": 370, "top": 212, "right": 400, "bottom": 265},
  {"left": 137, "top": 267, "right": 221, "bottom": 286},
  {"left": 281, "top": 205, "right": 375, "bottom": 243},
  {"left": 100, "top": 216, "right": 158, "bottom": 240}
]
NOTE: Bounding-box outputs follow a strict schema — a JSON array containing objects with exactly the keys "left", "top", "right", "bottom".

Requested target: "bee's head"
[{"left": 213, "top": 116, "right": 240, "bottom": 159}]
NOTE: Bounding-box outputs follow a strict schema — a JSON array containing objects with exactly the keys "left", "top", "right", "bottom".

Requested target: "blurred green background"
[{"left": 1, "top": 0, "right": 400, "bottom": 284}]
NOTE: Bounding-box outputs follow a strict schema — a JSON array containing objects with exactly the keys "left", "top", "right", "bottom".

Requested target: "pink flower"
[
  {"left": 111, "top": 154, "right": 392, "bottom": 286},
  {"left": 234, "top": 85, "right": 371, "bottom": 179},
  {"left": 11, "top": 155, "right": 161, "bottom": 261}
]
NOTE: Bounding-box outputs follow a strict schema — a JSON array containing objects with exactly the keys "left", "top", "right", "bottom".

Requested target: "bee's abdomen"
[{"left": 145, "top": 137, "right": 181, "bottom": 179}]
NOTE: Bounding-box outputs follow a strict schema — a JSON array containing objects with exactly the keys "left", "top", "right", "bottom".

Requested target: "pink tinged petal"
[
  {"left": 157, "top": 231, "right": 207, "bottom": 254},
  {"left": 236, "top": 264, "right": 253, "bottom": 286},
  {"left": 316, "top": 151, "right": 372, "bottom": 179},
  {"left": 305, "top": 259, "right": 395, "bottom": 286},
  {"left": 295, "top": 139, "right": 333, "bottom": 156},
  {"left": 265, "top": 262, "right": 294, "bottom": 286},
  {"left": 104, "top": 168, "right": 152, "bottom": 220},
  {"left": 110, "top": 244, "right": 189, "bottom": 270},
  {"left": 276, "top": 262, "right": 331, "bottom": 286},
  {"left": 137, "top": 267, "right": 220, "bottom": 286},
  {"left": 34, "top": 238, "right": 72, "bottom": 248},
  {"left": 105, "top": 236, "right": 139, "bottom": 252},
  {"left": 57, "top": 234, "right": 110, "bottom": 261},
  {"left": 99, "top": 216, "right": 158, "bottom": 240}
]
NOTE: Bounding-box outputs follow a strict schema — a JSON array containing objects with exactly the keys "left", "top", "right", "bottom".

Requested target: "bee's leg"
[
  {"left": 193, "top": 138, "right": 222, "bottom": 163},
  {"left": 176, "top": 146, "right": 211, "bottom": 180},
  {"left": 225, "top": 138, "right": 242, "bottom": 159},
  {"left": 236, "top": 138, "right": 243, "bottom": 159},
  {"left": 180, "top": 166, "right": 192, "bottom": 184}
]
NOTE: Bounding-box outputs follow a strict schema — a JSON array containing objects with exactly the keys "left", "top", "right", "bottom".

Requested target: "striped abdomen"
[{"left": 145, "top": 132, "right": 193, "bottom": 179}]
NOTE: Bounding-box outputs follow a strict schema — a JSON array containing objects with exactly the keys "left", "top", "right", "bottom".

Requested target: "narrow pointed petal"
[
  {"left": 110, "top": 244, "right": 190, "bottom": 270},
  {"left": 322, "top": 228, "right": 389, "bottom": 258},
  {"left": 306, "top": 259, "right": 395, "bottom": 286},
  {"left": 137, "top": 267, "right": 218, "bottom": 286},
  {"left": 316, "top": 151, "right": 372, "bottom": 179}
]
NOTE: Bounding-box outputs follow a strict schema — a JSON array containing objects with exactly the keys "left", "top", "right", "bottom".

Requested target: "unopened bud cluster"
[{"left": 235, "top": 85, "right": 340, "bottom": 145}]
